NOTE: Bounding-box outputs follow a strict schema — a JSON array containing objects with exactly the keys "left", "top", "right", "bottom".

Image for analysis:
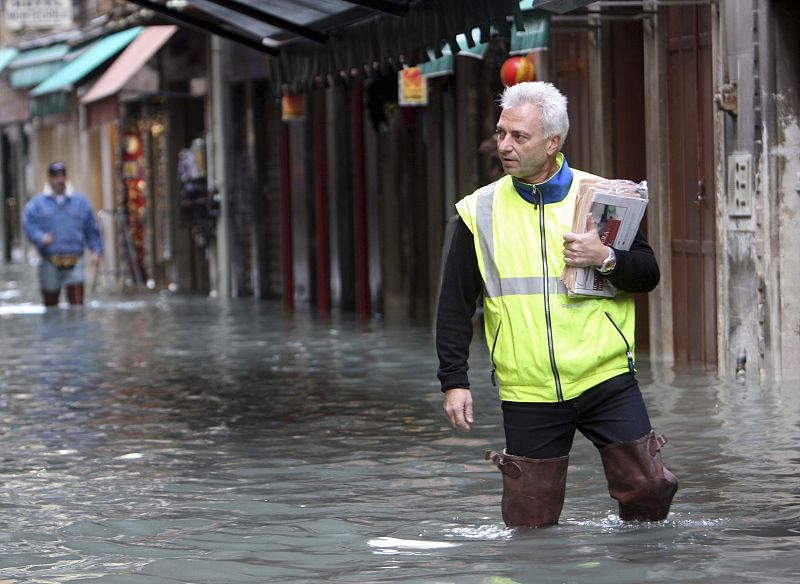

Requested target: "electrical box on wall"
[{"left": 728, "top": 153, "right": 753, "bottom": 218}]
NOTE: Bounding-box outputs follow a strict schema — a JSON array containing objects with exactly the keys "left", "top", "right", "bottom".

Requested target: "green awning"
[
  {"left": 30, "top": 27, "right": 143, "bottom": 97},
  {"left": 8, "top": 43, "right": 68, "bottom": 68},
  {"left": 419, "top": 54, "right": 454, "bottom": 79},
  {"left": 9, "top": 44, "right": 69, "bottom": 89},
  {"left": 420, "top": 28, "right": 489, "bottom": 79},
  {"left": 510, "top": 6, "right": 550, "bottom": 55},
  {"left": 0, "top": 48, "right": 19, "bottom": 75}
]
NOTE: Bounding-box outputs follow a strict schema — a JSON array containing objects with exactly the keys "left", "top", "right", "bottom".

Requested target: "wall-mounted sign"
[
  {"left": 398, "top": 67, "right": 427, "bottom": 107},
  {"left": 4, "top": 0, "right": 73, "bottom": 30}
]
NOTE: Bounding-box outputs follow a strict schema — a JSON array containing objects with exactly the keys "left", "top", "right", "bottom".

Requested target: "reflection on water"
[{"left": 1, "top": 264, "right": 799, "bottom": 583}]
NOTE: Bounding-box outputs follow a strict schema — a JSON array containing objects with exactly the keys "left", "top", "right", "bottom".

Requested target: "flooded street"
[{"left": 1, "top": 262, "right": 799, "bottom": 584}]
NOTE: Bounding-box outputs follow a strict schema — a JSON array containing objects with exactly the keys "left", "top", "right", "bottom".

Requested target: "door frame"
[{"left": 644, "top": 3, "right": 722, "bottom": 371}]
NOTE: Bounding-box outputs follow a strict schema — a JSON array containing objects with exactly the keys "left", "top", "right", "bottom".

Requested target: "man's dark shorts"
[{"left": 502, "top": 373, "right": 653, "bottom": 458}]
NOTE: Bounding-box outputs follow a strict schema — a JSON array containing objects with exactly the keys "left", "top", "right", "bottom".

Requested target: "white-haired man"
[{"left": 436, "top": 82, "right": 677, "bottom": 528}]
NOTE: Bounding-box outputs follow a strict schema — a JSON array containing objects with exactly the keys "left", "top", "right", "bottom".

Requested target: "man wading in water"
[
  {"left": 436, "top": 82, "right": 677, "bottom": 527},
  {"left": 23, "top": 162, "right": 102, "bottom": 307}
]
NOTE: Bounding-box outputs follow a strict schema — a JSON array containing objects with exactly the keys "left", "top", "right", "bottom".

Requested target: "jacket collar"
[
  {"left": 511, "top": 153, "right": 574, "bottom": 206},
  {"left": 43, "top": 182, "right": 75, "bottom": 198}
]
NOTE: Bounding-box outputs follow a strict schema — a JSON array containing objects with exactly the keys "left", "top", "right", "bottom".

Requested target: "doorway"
[{"left": 665, "top": 5, "right": 717, "bottom": 367}]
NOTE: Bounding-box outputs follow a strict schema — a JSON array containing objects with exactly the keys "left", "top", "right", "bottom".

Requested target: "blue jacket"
[{"left": 23, "top": 185, "right": 102, "bottom": 257}]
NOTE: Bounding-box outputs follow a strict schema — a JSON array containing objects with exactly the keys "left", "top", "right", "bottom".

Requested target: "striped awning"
[{"left": 81, "top": 26, "right": 177, "bottom": 104}]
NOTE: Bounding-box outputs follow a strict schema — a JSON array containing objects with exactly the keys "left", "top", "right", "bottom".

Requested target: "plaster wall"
[
  {"left": 719, "top": 1, "right": 763, "bottom": 378},
  {"left": 720, "top": 0, "right": 800, "bottom": 381},
  {"left": 774, "top": 111, "right": 800, "bottom": 378}
]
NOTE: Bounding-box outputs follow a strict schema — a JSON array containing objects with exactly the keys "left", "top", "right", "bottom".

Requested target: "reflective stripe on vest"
[{"left": 475, "top": 183, "right": 567, "bottom": 298}]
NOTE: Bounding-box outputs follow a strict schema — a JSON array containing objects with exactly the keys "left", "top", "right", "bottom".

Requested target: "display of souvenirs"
[
  {"left": 178, "top": 137, "right": 217, "bottom": 248},
  {"left": 122, "top": 131, "right": 149, "bottom": 282}
]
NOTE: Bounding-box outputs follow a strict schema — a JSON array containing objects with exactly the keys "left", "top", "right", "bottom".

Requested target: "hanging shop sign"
[
  {"left": 398, "top": 66, "right": 427, "bottom": 107},
  {"left": 281, "top": 92, "right": 304, "bottom": 120},
  {"left": 4, "top": 0, "right": 73, "bottom": 30}
]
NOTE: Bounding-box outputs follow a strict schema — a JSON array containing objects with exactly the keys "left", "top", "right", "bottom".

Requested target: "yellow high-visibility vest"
[{"left": 456, "top": 169, "right": 636, "bottom": 403}]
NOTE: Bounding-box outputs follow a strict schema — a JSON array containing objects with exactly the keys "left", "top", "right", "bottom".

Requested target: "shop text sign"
[
  {"left": 398, "top": 67, "right": 427, "bottom": 106},
  {"left": 4, "top": 0, "right": 73, "bottom": 30}
]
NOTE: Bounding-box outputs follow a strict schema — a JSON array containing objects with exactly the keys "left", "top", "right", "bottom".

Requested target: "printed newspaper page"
[{"left": 561, "top": 180, "right": 649, "bottom": 298}]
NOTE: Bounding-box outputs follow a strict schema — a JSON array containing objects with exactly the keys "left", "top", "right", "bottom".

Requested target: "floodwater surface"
[{"left": 1, "top": 264, "right": 799, "bottom": 583}]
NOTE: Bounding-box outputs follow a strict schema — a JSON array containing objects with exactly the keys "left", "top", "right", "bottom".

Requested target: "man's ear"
[{"left": 546, "top": 134, "right": 561, "bottom": 156}]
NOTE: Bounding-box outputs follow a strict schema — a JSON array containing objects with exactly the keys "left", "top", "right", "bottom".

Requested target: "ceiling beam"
[
  {"left": 202, "top": 0, "right": 328, "bottom": 43},
  {"left": 344, "top": 0, "right": 409, "bottom": 17},
  {"left": 127, "top": 0, "right": 278, "bottom": 55}
]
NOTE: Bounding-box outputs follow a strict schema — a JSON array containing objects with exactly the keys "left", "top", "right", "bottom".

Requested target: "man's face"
[
  {"left": 496, "top": 103, "right": 560, "bottom": 183},
  {"left": 49, "top": 171, "right": 66, "bottom": 194}
]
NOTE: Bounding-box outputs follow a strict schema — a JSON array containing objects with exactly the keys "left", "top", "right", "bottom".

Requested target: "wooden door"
[
  {"left": 610, "top": 19, "right": 650, "bottom": 352},
  {"left": 666, "top": 6, "right": 717, "bottom": 366},
  {"left": 552, "top": 29, "right": 592, "bottom": 169}
]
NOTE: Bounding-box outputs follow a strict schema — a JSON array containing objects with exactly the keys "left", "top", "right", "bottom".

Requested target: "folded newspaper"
[{"left": 561, "top": 179, "right": 649, "bottom": 298}]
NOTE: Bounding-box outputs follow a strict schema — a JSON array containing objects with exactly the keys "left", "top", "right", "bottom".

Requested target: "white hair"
[{"left": 500, "top": 82, "right": 569, "bottom": 148}]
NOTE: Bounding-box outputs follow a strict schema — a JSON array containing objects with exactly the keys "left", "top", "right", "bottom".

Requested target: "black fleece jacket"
[{"left": 435, "top": 218, "right": 660, "bottom": 391}]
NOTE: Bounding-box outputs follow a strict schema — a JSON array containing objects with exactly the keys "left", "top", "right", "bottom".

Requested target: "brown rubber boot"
[
  {"left": 485, "top": 449, "right": 569, "bottom": 528},
  {"left": 42, "top": 290, "right": 60, "bottom": 306},
  {"left": 66, "top": 284, "right": 84, "bottom": 305},
  {"left": 600, "top": 432, "right": 678, "bottom": 521}
]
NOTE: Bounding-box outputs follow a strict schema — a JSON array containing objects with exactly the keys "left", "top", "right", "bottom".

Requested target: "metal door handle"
[{"left": 693, "top": 179, "right": 705, "bottom": 205}]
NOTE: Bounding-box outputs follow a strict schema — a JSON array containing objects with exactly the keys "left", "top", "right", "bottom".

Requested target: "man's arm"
[
  {"left": 563, "top": 215, "right": 660, "bottom": 294},
  {"left": 604, "top": 228, "right": 660, "bottom": 293},
  {"left": 436, "top": 219, "right": 482, "bottom": 430},
  {"left": 436, "top": 219, "right": 482, "bottom": 390},
  {"left": 22, "top": 198, "right": 49, "bottom": 248}
]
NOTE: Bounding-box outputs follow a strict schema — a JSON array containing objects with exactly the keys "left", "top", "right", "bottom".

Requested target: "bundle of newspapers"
[{"left": 561, "top": 179, "right": 649, "bottom": 298}]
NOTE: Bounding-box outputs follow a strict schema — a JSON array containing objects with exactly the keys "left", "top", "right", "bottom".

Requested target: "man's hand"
[
  {"left": 563, "top": 213, "right": 609, "bottom": 267},
  {"left": 443, "top": 387, "right": 474, "bottom": 431},
  {"left": 92, "top": 252, "right": 101, "bottom": 268},
  {"left": 41, "top": 233, "right": 54, "bottom": 246}
]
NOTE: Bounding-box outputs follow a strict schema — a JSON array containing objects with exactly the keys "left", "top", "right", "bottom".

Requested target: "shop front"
[{"left": 81, "top": 26, "right": 211, "bottom": 294}]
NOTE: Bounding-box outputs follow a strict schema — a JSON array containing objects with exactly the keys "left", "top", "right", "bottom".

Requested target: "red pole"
[
  {"left": 280, "top": 120, "right": 294, "bottom": 310},
  {"left": 351, "top": 76, "right": 370, "bottom": 319},
  {"left": 314, "top": 89, "right": 330, "bottom": 313}
]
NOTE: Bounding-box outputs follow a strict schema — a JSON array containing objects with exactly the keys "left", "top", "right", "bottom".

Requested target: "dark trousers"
[{"left": 502, "top": 373, "right": 653, "bottom": 459}]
